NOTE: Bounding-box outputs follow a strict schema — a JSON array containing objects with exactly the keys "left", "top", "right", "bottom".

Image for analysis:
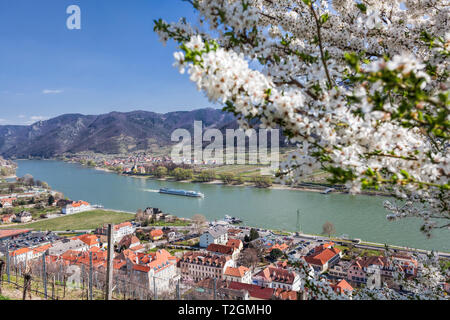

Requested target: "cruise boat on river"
[{"left": 159, "top": 188, "right": 204, "bottom": 198}]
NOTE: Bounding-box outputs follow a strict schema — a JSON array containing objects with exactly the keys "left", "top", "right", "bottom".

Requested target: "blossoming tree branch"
[
  {"left": 154, "top": 0, "right": 449, "bottom": 299},
  {"left": 155, "top": 0, "right": 449, "bottom": 237}
]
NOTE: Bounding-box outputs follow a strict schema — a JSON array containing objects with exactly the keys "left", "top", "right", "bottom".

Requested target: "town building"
[
  {"left": 118, "top": 234, "right": 143, "bottom": 252},
  {"left": 179, "top": 252, "right": 235, "bottom": 281},
  {"left": 14, "top": 211, "right": 32, "bottom": 223},
  {"left": 330, "top": 279, "right": 354, "bottom": 297},
  {"left": 1, "top": 214, "right": 16, "bottom": 224},
  {"left": 328, "top": 260, "right": 352, "bottom": 279},
  {"left": 206, "top": 243, "right": 239, "bottom": 260},
  {"left": 223, "top": 266, "right": 252, "bottom": 284},
  {"left": 199, "top": 226, "right": 228, "bottom": 248},
  {"left": 304, "top": 243, "right": 342, "bottom": 273},
  {"left": 129, "top": 249, "right": 179, "bottom": 293},
  {"left": 95, "top": 222, "right": 136, "bottom": 243},
  {"left": 9, "top": 247, "right": 33, "bottom": 265},
  {"left": 227, "top": 282, "right": 276, "bottom": 300},
  {"left": 48, "top": 239, "right": 89, "bottom": 256},
  {"left": 253, "top": 266, "right": 301, "bottom": 292},
  {"left": 73, "top": 234, "right": 101, "bottom": 249},
  {"left": 150, "top": 229, "right": 164, "bottom": 241},
  {"left": 226, "top": 239, "right": 243, "bottom": 251},
  {"left": 62, "top": 200, "right": 91, "bottom": 214}
]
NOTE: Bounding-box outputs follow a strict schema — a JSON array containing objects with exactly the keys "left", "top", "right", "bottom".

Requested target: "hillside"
[
  {"left": 0, "top": 108, "right": 288, "bottom": 158},
  {"left": 0, "top": 109, "right": 239, "bottom": 158}
]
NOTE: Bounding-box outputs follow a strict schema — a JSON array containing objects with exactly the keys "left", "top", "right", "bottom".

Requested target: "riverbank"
[
  {"left": 15, "top": 160, "right": 448, "bottom": 252},
  {"left": 45, "top": 157, "right": 392, "bottom": 197},
  {"left": 1, "top": 175, "right": 17, "bottom": 179}
]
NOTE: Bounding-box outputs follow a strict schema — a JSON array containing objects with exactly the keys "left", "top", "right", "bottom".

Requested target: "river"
[{"left": 15, "top": 160, "right": 449, "bottom": 252}]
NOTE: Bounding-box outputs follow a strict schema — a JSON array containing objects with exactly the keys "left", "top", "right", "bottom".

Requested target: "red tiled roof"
[
  {"left": 274, "top": 288, "right": 298, "bottom": 300},
  {"left": 331, "top": 279, "right": 354, "bottom": 294},
  {"left": 224, "top": 266, "right": 249, "bottom": 278},
  {"left": 32, "top": 244, "right": 52, "bottom": 254},
  {"left": 207, "top": 243, "right": 235, "bottom": 255},
  {"left": 0, "top": 229, "right": 31, "bottom": 240},
  {"left": 270, "top": 243, "right": 289, "bottom": 252},
  {"left": 150, "top": 229, "right": 164, "bottom": 238},
  {"left": 255, "top": 267, "right": 296, "bottom": 284},
  {"left": 305, "top": 248, "right": 340, "bottom": 266},
  {"left": 133, "top": 264, "right": 151, "bottom": 273},
  {"left": 10, "top": 247, "right": 31, "bottom": 256},
  {"left": 115, "top": 222, "right": 132, "bottom": 230},
  {"left": 226, "top": 239, "right": 242, "bottom": 249},
  {"left": 74, "top": 234, "right": 99, "bottom": 246},
  {"left": 228, "top": 282, "right": 274, "bottom": 300}
]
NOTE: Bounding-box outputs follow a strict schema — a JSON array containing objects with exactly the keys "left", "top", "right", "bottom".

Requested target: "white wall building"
[
  {"left": 199, "top": 227, "right": 228, "bottom": 248},
  {"left": 62, "top": 201, "right": 91, "bottom": 215}
]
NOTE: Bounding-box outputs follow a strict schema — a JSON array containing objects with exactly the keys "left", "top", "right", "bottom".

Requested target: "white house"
[
  {"left": 62, "top": 201, "right": 91, "bottom": 214},
  {"left": 130, "top": 250, "right": 179, "bottom": 293},
  {"left": 48, "top": 239, "right": 89, "bottom": 256},
  {"left": 9, "top": 247, "right": 33, "bottom": 265},
  {"left": 14, "top": 211, "right": 32, "bottom": 223},
  {"left": 114, "top": 222, "right": 136, "bottom": 243},
  {"left": 223, "top": 266, "right": 252, "bottom": 284},
  {"left": 253, "top": 267, "right": 301, "bottom": 292},
  {"left": 199, "top": 226, "right": 228, "bottom": 248}
]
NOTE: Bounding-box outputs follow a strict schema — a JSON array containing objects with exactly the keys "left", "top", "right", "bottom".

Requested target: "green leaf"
[
  {"left": 356, "top": 3, "right": 367, "bottom": 13},
  {"left": 320, "top": 13, "right": 329, "bottom": 25}
]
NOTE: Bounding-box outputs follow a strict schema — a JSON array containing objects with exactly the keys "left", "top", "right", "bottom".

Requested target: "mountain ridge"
[{"left": 0, "top": 108, "right": 271, "bottom": 158}]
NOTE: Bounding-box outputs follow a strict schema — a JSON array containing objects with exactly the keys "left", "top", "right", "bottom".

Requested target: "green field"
[{"left": 4, "top": 210, "right": 134, "bottom": 231}]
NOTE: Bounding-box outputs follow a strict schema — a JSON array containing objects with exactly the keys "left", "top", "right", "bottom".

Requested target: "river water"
[{"left": 15, "top": 160, "right": 449, "bottom": 252}]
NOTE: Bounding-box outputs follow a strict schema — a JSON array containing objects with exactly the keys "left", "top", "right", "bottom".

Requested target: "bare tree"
[
  {"left": 322, "top": 221, "right": 336, "bottom": 238},
  {"left": 249, "top": 240, "right": 267, "bottom": 261},
  {"left": 136, "top": 209, "right": 144, "bottom": 222},
  {"left": 192, "top": 214, "right": 207, "bottom": 234},
  {"left": 237, "top": 248, "right": 258, "bottom": 269}
]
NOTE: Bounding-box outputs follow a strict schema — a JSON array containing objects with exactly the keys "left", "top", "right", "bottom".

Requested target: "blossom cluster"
[{"left": 154, "top": 0, "right": 449, "bottom": 299}]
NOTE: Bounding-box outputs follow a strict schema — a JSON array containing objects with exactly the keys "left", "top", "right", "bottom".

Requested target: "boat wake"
[{"left": 143, "top": 189, "right": 160, "bottom": 193}]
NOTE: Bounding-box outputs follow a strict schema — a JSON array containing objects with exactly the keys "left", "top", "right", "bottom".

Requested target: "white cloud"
[
  {"left": 30, "top": 116, "right": 49, "bottom": 122},
  {"left": 42, "top": 89, "right": 63, "bottom": 94},
  {"left": 20, "top": 116, "right": 50, "bottom": 125}
]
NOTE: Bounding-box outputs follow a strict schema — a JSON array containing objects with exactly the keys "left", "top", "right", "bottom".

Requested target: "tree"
[
  {"left": 8, "top": 183, "right": 16, "bottom": 193},
  {"left": 219, "top": 173, "right": 235, "bottom": 185},
  {"left": 192, "top": 214, "right": 207, "bottom": 233},
  {"left": 155, "top": 166, "right": 168, "bottom": 178},
  {"left": 197, "top": 170, "right": 216, "bottom": 182},
  {"left": 47, "top": 195, "right": 55, "bottom": 206},
  {"left": 155, "top": 0, "right": 449, "bottom": 299},
  {"left": 155, "top": 0, "right": 448, "bottom": 236},
  {"left": 249, "top": 228, "right": 259, "bottom": 241},
  {"left": 172, "top": 168, "right": 193, "bottom": 181},
  {"left": 269, "top": 248, "right": 283, "bottom": 261},
  {"left": 322, "top": 221, "right": 336, "bottom": 238},
  {"left": 237, "top": 248, "right": 258, "bottom": 269},
  {"left": 136, "top": 209, "right": 144, "bottom": 222},
  {"left": 234, "top": 176, "right": 244, "bottom": 185},
  {"left": 253, "top": 176, "right": 273, "bottom": 188},
  {"left": 22, "top": 174, "right": 34, "bottom": 187}
]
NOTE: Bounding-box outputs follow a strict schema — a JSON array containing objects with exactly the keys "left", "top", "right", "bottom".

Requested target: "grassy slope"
[{"left": 5, "top": 210, "right": 134, "bottom": 231}]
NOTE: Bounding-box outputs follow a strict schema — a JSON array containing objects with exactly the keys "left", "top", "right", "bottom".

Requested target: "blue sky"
[{"left": 0, "top": 0, "right": 213, "bottom": 125}]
